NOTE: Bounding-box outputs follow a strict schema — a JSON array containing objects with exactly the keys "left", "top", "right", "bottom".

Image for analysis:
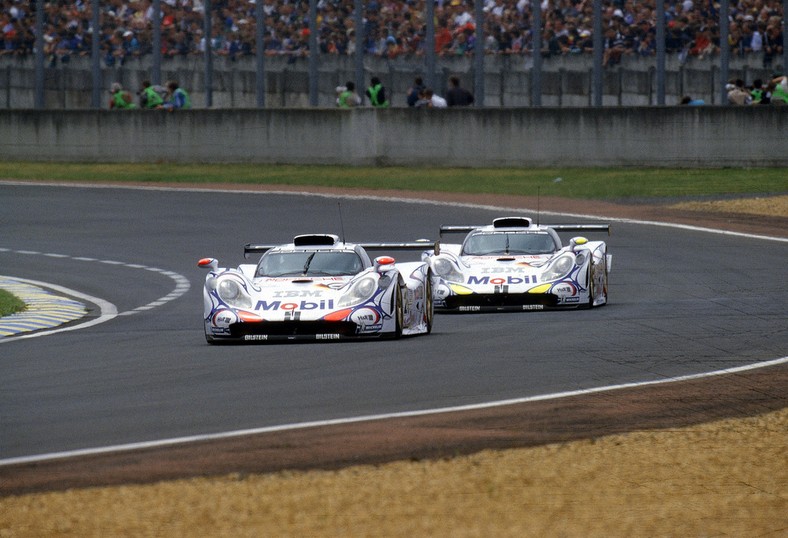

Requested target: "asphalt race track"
[{"left": 1, "top": 183, "right": 787, "bottom": 462}]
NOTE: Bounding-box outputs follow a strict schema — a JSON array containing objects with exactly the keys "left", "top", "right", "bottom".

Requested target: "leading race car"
[
  {"left": 422, "top": 216, "right": 611, "bottom": 312},
  {"left": 198, "top": 234, "right": 434, "bottom": 343}
]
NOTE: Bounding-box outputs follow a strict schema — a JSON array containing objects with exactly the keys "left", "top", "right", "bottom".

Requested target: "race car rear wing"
[
  {"left": 244, "top": 244, "right": 277, "bottom": 258},
  {"left": 358, "top": 241, "right": 437, "bottom": 251},
  {"left": 546, "top": 224, "right": 611, "bottom": 235},
  {"left": 244, "top": 240, "right": 440, "bottom": 258},
  {"left": 440, "top": 223, "right": 610, "bottom": 236},
  {"left": 360, "top": 241, "right": 442, "bottom": 256}
]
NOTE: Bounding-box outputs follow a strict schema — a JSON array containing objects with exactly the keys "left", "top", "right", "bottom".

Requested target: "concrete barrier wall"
[
  {"left": 1, "top": 54, "right": 782, "bottom": 109},
  {"left": 2, "top": 108, "right": 786, "bottom": 167}
]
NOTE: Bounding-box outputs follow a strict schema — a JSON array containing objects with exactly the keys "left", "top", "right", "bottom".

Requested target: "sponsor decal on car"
[
  {"left": 212, "top": 309, "right": 238, "bottom": 325},
  {"left": 467, "top": 275, "right": 539, "bottom": 285},
  {"left": 479, "top": 267, "right": 536, "bottom": 274},
  {"left": 261, "top": 277, "right": 346, "bottom": 282},
  {"left": 316, "top": 334, "right": 340, "bottom": 340},
  {"left": 522, "top": 305, "right": 544, "bottom": 311},
  {"left": 255, "top": 299, "right": 334, "bottom": 311},
  {"left": 552, "top": 283, "right": 578, "bottom": 295},
  {"left": 350, "top": 307, "right": 382, "bottom": 325},
  {"left": 244, "top": 335, "right": 269, "bottom": 341},
  {"left": 272, "top": 290, "right": 326, "bottom": 298}
]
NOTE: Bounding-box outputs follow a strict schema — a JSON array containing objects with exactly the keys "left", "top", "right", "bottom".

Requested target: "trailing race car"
[
  {"left": 198, "top": 234, "right": 434, "bottom": 343},
  {"left": 422, "top": 217, "right": 611, "bottom": 312}
]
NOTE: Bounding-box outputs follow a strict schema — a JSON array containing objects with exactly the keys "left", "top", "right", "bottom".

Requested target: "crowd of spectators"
[{"left": 1, "top": 0, "right": 784, "bottom": 70}]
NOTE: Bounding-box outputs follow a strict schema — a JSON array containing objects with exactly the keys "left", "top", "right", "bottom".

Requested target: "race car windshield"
[
  {"left": 256, "top": 251, "right": 364, "bottom": 277},
  {"left": 462, "top": 232, "right": 556, "bottom": 256}
]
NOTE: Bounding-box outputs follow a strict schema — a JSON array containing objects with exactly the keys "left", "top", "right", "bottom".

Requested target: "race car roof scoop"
[
  {"left": 493, "top": 217, "right": 532, "bottom": 228},
  {"left": 294, "top": 234, "right": 339, "bottom": 247}
]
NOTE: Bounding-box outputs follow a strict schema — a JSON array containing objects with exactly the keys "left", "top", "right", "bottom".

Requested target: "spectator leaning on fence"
[
  {"left": 162, "top": 80, "right": 191, "bottom": 111},
  {"left": 139, "top": 80, "right": 165, "bottom": 109},
  {"left": 109, "top": 82, "right": 136, "bottom": 110},
  {"left": 366, "top": 76, "right": 389, "bottom": 108},
  {"left": 446, "top": 76, "right": 474, "bottom": 107},
  {"left": 772, "top": 75, "right": 788, "bottom": 104},
  {"left": 336, "top": 81, "right": 361, "bottom": 108}
]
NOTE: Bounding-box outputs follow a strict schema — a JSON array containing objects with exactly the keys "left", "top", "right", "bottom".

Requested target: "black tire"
[
  {"left": 587, "top": 260, "right": 609, "bottom": 308},
  {"left": 599, "top": 261, "right": 609, "bottom": 306},
  {"left": 424, "top": 276, "right": 434, "bottom": 334},
  {"left": 394, "top": 283, "right": 404, "bottom": 339},
  {"left": 587, "top": 269, "right": 596, "bottom": 309}
]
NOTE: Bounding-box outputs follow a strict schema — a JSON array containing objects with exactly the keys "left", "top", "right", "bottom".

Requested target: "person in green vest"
[
  {"left": 366, "top": 76, "right": 389, "bottom": 107},
  {"left": 139, "top": 80, "right": 165, "bottom": 109},
  {"left": 771, "top": 75, "right": 788, "bottom": 105},
  {"left": 108, "top": 82, "right": 136, "bottom": 109},
  {"left": 336, "top": 81, "right": 361, "bottom": 108},
  {"left": 163, "top": 80, "right": 191, "bottom": 110},
  {"left": 750, "top": 79, "right": 766, "bottom": 104}
]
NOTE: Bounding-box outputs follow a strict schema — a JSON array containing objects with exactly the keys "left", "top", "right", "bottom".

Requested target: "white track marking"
[
  {"left": 3, "top": 179, "right": 786, "bottom": 242},
  {"left": 0, "top": 277, "right": 117, "bottom": 342},
  {"left": 0, "top": 180, "right": 785, "bottom": 463},
  {"left": 0, "top": 248, "right": 191, "bottom": 335}
]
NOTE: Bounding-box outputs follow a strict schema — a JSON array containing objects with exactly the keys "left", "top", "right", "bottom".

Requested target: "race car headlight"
[
  {"left": 216, "top": 278, "right": 252, "bottom": 309},
  {"left": 338, "top": 276, "right": 377, "bottom": 307},
  {"left": 432, "top": 257, "right": 463, "bottom": 282},
  {"left": 541, "top": 254, "right": 575, "bottom": 282}
]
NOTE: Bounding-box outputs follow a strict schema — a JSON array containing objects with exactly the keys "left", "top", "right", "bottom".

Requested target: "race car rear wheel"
[
  {"left": 599, "top": 260, "right": 609, "bottom": 306},
  {"left": 394, "top": 283, "right": 404, "bottom": 339},
  {"left": 424, "top": 276, "right": 434, "bottom": 334},
  {"left": 587, "top": 260, "right": 609, "bottom": 308},
  {"left": 587, "top": 272, "right": 595, "bottom": 308}
]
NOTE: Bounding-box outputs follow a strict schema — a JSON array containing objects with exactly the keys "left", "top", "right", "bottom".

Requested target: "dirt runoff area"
[{"left": 1, "top": 191, "right": 787, "bottom": 538}]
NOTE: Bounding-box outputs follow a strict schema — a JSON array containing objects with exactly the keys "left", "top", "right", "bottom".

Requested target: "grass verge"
[
  {"left": 1, "top": 162, "right": 787, "bottom": 200},
  {"left": 0, "top": 289, "right": 25, "bottom": 317}
]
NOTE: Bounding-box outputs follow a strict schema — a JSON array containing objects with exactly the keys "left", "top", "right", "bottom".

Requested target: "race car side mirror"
[
  {"left": 569, "top": 237, "right": 588, "bottom": 252},
  {"left": 198, "top": 258, "right": 218, "bottom": 270},
  {"left": 374, "top": 256, "right": 396, "bottom": 272}
]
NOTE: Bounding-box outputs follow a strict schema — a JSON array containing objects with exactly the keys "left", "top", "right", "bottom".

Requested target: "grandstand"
[{"left": 3, "top": 0, "right": 783, "bottom": 65}]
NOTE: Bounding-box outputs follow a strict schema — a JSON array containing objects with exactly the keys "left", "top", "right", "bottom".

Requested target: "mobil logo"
[
  {"left": 255, "top": 299, "right": 335, "bottom": 311},
  {"left": 467, "top": 275, "right": 538, "bottom": 285}
]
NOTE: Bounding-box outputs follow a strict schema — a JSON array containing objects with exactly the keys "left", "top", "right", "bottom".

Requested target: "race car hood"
[
  {"left": 244, "top": 274, "right": 358, "bottom": 321},
  {"left": 452, "top": 254, "right": 552, "bottom": 289},
  {"left": 462, "top": 254, "right": 551, "bottom": 271}
]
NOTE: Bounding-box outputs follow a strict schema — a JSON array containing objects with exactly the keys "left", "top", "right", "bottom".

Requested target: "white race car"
[
  {"left": 199, "top": 234, "right": 434, "bottom": 343},
  {"left": 423, "top": 217, "right": 611, "bottom": 312}
]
